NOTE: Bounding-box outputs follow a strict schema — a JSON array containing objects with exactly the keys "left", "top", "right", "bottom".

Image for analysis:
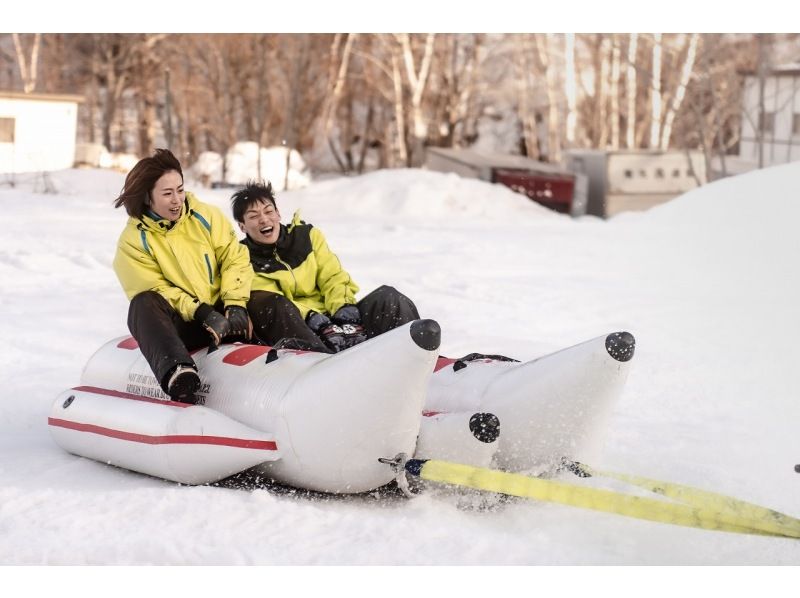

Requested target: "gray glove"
[{"left": 333, "top": 304, "right": 361, "bottom": 325}]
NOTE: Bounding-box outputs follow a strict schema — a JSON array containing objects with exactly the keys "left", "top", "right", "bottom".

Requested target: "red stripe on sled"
[
  {"left": 222, "top": 345, "right": 270, "bottom": 365},
  {"left": 73, "top": 386, "right": 190, "bottom": 407},
  {"left": 434, "top": 357, "right": 457, "bottom": 372},
  {"left": 47, "top": 418, "right": 278, "bottom": 451},
  {"left": 422, "top": 410, "right": 443, "bottom": 417},
  {"left": 117, "top": 337, "right": 139, "bottom": 350}
]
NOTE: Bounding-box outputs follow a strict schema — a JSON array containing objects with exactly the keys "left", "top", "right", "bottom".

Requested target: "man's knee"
[
  {"left": 375, "top": 286, "right": 417, "bottom": 313},
  {"left": 371, "top": 285, "right": 399, "bottom": 300},
  {"left": 248, "top": 292, "right": 302, "bottom": 320}
]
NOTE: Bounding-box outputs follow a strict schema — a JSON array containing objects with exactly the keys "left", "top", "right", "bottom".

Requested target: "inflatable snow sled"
[
  {"left": 421, "top": 331, "right": 636, "bottom": 472},
  {"left": 50, "top": 320, "right": 442, "bottom": 493},
  {"left": 49, "top": 323, "right": 634, "bottom": 492}
]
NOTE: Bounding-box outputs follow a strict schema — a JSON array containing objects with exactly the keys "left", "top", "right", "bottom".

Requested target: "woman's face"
[{"left": 149, "top": 170, "right": 185, "bottom": 221}]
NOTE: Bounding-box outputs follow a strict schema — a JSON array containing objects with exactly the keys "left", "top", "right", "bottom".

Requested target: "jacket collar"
[
  {"left": 243, "top": 225, "right": 288, "bottom": 255},
  {"left": 137, "top": 192, "right": 198, "bottom": 233}
]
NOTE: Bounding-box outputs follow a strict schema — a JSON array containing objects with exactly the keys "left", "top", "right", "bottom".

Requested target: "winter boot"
[{"left": 165, "top": 364, "right": 201, "bottom": 405}]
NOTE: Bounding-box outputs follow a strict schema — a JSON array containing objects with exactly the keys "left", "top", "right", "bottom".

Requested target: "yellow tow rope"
[{"left": 401, "top": 458, "right": 800, "bottom": 539}]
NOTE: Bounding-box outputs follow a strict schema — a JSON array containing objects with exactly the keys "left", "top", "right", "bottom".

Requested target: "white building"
[
  {"left": 565, "top": 149, "right": 706, "bottom": 217},
  {"left": 0, "top": 91, "right": 83, "bottom": 174},
  {"left": 739, "top": 63, "right": 800, "bottom": 167}
]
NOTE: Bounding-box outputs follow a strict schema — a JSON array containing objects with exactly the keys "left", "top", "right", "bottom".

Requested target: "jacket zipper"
[
  {"left": 273, "top": 250, "right": 297, "bottom": 295},
  {"left": 204, "top": 253, "right": 214, "bottom": 284}
]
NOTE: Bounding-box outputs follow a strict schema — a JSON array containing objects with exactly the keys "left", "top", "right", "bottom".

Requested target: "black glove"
[
  {"left": 306, "top": 310, "right": 332, "bottom": 333},
  {"left": 225, "top": 305, "right": 251, "bottom": 339},
  {"left": 340, "top": 323, "right": 367, "bottom": 348},
  {"left": 318, "top": 323, "right": 346, "bottom": 353},
  {"left": 319, "top": 323, "right": 367, "bottom": 353},
  {"left": 196, "top": 303, "right": 231, "bottom": 348},
  {"left": 333, "top": 304, "right": 361, "bottom": 325}
]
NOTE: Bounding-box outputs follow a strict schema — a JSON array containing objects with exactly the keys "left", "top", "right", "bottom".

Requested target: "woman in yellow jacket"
[
  {"left": 231, "top": 181, "right": 419, "bottom": 353},
  {"left": 113, "top": 149, "right": 253, "bottom": 403}
]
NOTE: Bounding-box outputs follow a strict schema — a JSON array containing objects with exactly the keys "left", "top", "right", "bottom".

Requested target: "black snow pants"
[
  {"left": 126, "top": 291, "right": 217, "bottom": 393},
  {"left": 247, "top": 285, "right": 420, "bottom": 351}
]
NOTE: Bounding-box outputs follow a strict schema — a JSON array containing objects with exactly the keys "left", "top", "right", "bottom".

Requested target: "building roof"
[
  {"left": 0, "top": 90, "right": 84, "bottom": 103},
  {"left": 739, "top": 62, "right": 800, "bottom": 77},
  {"left": 426, "top": 147, "right": 569, "bottom": 174}
]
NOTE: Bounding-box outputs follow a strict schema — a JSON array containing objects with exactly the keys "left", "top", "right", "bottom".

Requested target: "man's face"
[{"left": 239, "top": 198, "right": 281, "bottom": 244}]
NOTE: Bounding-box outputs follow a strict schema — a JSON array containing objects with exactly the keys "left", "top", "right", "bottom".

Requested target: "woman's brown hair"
[{"left": 113, "top": 148, "right": 184, "bottom": 218}]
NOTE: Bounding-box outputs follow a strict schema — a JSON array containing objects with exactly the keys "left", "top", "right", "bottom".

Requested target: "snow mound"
[
  {"left": 637, "top": 160, "right": 800, "bottom": 228},
  {"left": 189, "top": 142, "right": 311, "bottom": 191},
  {"left": 277, "top": 168, "right": 562, "bottom": 222}
]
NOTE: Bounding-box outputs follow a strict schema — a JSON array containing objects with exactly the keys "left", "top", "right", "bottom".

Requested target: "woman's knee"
[
  {"left": 130, "top": 290, "right": 167, "bottom": 310},
  {"left": 128, "top": 291, "right": 171, "bottom": 325}
]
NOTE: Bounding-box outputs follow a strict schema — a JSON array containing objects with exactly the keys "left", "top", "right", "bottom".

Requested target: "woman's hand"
[{"left": 225, "top": 306, "right": 252, "bottom": 340}]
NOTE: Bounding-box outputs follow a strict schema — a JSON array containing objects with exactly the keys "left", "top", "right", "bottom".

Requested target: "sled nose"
[
  {"left": 606, "top": 331, "right": 635, "bottom": 362},
  {"left": 410, "top": 319, "right": 441, "bottom": 351},
  {"left": 469, "top": 412, "right": 500, "bottom": 443}
]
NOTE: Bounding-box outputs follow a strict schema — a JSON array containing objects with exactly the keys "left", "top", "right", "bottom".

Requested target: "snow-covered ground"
[{"left": 1, "top": 163, "right": 799, "bottom": 572}]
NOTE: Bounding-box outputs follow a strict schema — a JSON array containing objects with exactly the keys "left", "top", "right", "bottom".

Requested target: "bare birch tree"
[
  {"left": 625, "top": 33, "right": 638, "bottom": 148},
  {"left": 564, "top": 33, "right": 578, "bottom": 147},
  {"left": 396, "top": 33, "right": 436, "bottom": 165},
  {"left": 534, "top": 33, "right": 562, "bottom": 162},
  {"left": 659, "top": 33, "right": 699, "bottom": 149},
  {"left": 609, "top": 35, "right": 621, "bottom": 149},
  {"left": 649, "top": 33, "right": 663, "bottom": 148},
  {"left": 514, "top": 34, "right": 539, "bottom": 158},
  {"left": 12, "top": 33, "right": 41, "bottom": 93}
]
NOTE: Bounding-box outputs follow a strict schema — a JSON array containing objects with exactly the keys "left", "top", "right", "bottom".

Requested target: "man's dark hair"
[
  {"left": 113, "top": 148, "right": 183, "bottom": 218},
  {"left": 231, "top": 180, "right": 277, "bottom": 222}
]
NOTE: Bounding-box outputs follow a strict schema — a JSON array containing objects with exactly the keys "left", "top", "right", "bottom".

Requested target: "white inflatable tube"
[
  {"left": 48, "top": 386, "right": 280, "bottom": 484},
  {"left": 425, "top": 332, "right": 635, "bottom": 471},
  {"left": 73, "top": 320, "right": 441, "bottom": 493},
  {"left": 414, "top": 411, "right": 500, "bottom": 468}
]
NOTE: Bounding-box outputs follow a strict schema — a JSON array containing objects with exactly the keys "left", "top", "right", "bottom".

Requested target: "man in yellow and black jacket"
[{"left": 231, "top": 181, "right": 419, "bottom": 353}]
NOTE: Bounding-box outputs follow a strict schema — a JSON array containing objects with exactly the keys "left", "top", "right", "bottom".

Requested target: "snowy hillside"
[{"left": 1, "top": 163, "right": 799, "bottom": 570}]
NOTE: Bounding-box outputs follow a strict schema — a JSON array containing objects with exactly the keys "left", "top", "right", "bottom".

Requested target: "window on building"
[
  {"left": 655, "top": 168, "right": 665, "bottom": 178},
  {"left": 759, "top": 111, "right": 775, "bottom": 135},
  {"left": 624, "top": 169, "right": 633, "bottom": 178},
  {"left": 672, "top": 169, "right": 681, "bottom": 178},
  {"left": 638, "top": 169, "right": 647, "bottom": 178},
  {"left": 793, "top": 113, "right": 800, "bottom": 136},
  {"left": 0, "top": 117, "right": 15, "bottom": 143}
]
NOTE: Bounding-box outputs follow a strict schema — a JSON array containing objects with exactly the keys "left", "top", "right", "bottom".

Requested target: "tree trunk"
[
  {"left": 534, "top": 34, "right": 562, "bottom": 162},
  {"left": 660, "top": 33, "right": 699, "bottom": 149},
  {"left": 649, "top": 33, "right": 663, "bottom": 148},
  {"left": 12, "top": 33, "right": 41, "bottom": 93},
  {"left": 626, "top": 33, "right": 638, "bottom": 148},
  {"left": 398, "top": 33, "right": 436, "bottom": 165},
  {"left": 756, "top": 33, "right": 770, "bottom": 168},
  {"left": 564, "top": 33, "right": 577, "bottom": 147},
  {"left": 610, "top": 35, "right": 621, "bottom": 149},
  {"left": 514, "top": 34, "right": 537, "bottom": 158},
  {"left": 597, "top": 36, "right": 610, "bottom": 149},
  {"left": 323, "top": 33, "right": 357, "bottom": 173},
  {"left": 391, "top": 51, "right": 408, "bottom": 167}
]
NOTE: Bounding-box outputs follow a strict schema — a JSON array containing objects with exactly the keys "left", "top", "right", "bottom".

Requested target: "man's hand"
[
  {"left": 333, "top": 304, "right": 361, "bottom": 325},
  {"left": 306, "top": 310, "right": 333, "bottom": 333}
]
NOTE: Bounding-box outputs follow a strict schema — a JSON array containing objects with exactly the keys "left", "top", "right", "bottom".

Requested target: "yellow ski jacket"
[
  {"left": 113, "top": 192, "right": 253, "bottom": 321},
  {"left": 243, "top": 211, "right": 359, "bottom": 319}
]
